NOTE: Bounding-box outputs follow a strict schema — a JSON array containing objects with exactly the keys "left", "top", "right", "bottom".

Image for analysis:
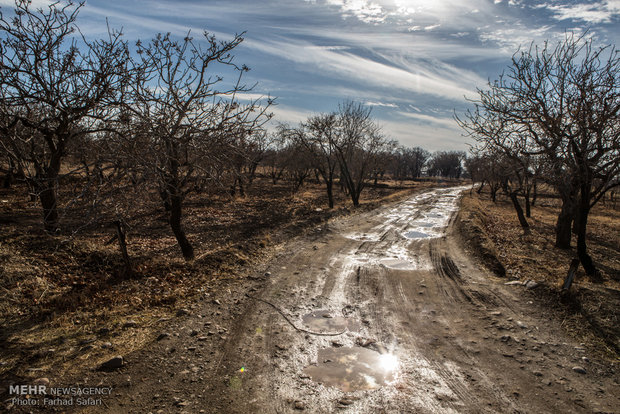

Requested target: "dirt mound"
[
  {"left": 457, "top": 190, "right": 620, "bottom": 359},
  {"left": 455, "top": 194, "right": 506, "bottom": 277}
]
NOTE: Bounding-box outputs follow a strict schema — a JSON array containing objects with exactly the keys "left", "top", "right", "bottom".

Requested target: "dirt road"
[{"left": 61, "top": 187, "right": 618, "bottom": 413}]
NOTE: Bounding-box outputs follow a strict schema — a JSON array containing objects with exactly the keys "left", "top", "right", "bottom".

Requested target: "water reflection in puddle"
[
  {"left": 304, "top": 347, "right": 398, "bottom": 392},
  {"left": 379, "top": 258, "right": 416, "bottom": 270},
  {"left": 404, "top": 231, "right": 431, "bottom": 239},
  {"left": 303, "top": 310, "right": 360, "bottom": 332}
]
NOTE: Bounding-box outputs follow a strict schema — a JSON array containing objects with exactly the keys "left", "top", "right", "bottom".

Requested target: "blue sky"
[{"left": 3, "top": 0, "right": 619, "bottom": 150}]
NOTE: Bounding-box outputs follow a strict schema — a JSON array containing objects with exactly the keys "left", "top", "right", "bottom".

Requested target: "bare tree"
[
  {"left": 0, "top": 0, "right": 130, "bottom": 232},
  {"left": 282, "top": 140, "right": 314, "bottom": 193},
  {"left": 427, "top": 151, "right": 466, "bottom": 178},
  {"left": 118, "top": 32, "right": 271, "bottom": 259},
  {"left": 333, "top": 101, "right": 390, "bottom": 206},
  {"left": 228, "top": 129, "right": 270, "bottom": 197},
  {"left": 293, "top": 113, "right": 340, "bottom": 207},
  {"left": 263, "top": 130, "right": 290, "bottom": 185},
  {"left": 458, "top": 33, "right": 620, "bottom": 275},
  {"left": 403, "top": 146, "right": 430, "bottom": 179}
]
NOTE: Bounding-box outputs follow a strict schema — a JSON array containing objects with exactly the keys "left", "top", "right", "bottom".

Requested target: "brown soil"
[
  {"left": 4, "top": 185, "right": 618, "bottom": 413},
  {"left": 458, "top": 189, "right": 620, "bottom": 357},
  {"left": 0, "top": 177, "right": 447, "bottom": 401}
]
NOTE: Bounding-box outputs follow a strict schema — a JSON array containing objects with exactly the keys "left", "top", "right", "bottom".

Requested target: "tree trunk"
[
  {"left": 509, "top": 191, "right": 530, "bottom": 233},
  {"left": 3, "top": 157, "right": 14, "bottom": 188},
  {"left": 575, "top": 189, "right": 596, "bottom": 276},
  {"left": 3, "top": 170, "right": 13, "bottom": 188},
  {"left": 114, "top": 220, "right": 132, "bottom": 276},
  {"left": 490, "top": 185, "right": 498, "bottom": 202},
  {"left": 169, "top": 192, "right": 194, "bottom": 260},
  {"left": 555, "top": 196, "right": 574, "bottom": 249},
  {"left": 238, "top": 177, "right": 245, "bottom": 197},
  {"left": 38, "top": 182, "right": 59, "bottom": 233},
  {"left": 326, "top": 180, "right": 334, "bottom": 209},
  {"left": 524, "top": 186, "right": 531, "bottom": 218}
]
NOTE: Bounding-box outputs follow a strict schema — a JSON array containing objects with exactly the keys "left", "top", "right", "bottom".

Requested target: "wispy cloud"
[
  {"left": 246, "top": 37, "right": 480, "bottom": 102},
  {"left": 365, "top": 101, "right": 399, "bottom": 108},
  {"left": 542, "top": 1, "right": 620, "bottom": 24},
  {"left": 381, "top": 117, "right": 469, "bottom": 151},
  {"left": 398, "top": 112, "right": 457, "bottom": 129},
  {"left": 0, "top": 0, "right": 51, "bottom": 8},
  {"left": 234, "top": 92, "right": 276, "bottom": 102},
  {"left": 3, "top": 0, "right": 617, "bottom": 151},
  {"left": 269, "top": 104, "right": 310, "bottom": 126}
]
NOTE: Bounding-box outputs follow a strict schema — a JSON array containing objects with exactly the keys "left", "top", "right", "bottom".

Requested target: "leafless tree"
[
  {"left": 228, "top": 129, "right": 271, "bottom": 196},
  {"left": 427, "top": 151, "right": 466, "bottom": 178},
  {"left": 263, "top": 130, "right": 290, "bottom": 185},
  {"left": 333, "top": 101, "right": 391, "bottom": 206},
  {"left": 0, "top": 0, "right": 130, "bottom": 232},
  {"left": 116, "top": 32, "right": 272, "bottom": 260},
  {"left": 292, "top": 113, "right": 340, "bottom": 207},
  {"left": 458, "top": 33, "right": 620, "bottom": 275}
]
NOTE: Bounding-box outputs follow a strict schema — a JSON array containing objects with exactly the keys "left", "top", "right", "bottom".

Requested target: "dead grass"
[{"left": 458, "top": 188, "right": 620, "bottom": 357}]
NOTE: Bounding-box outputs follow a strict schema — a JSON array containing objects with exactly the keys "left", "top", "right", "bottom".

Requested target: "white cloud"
[
  {"left": 544, "top": 1, "right": 620, "bottom": 24},
  {"left": 270, "top": 104, "right": 310, "bottom": 125},
  {"left": 246, "top": 37, "right": 480, "bottom": 102},
  {"left": 478, "top": 24, "right": 554, "bottom": 52},
  {"left": 398, "top": 112, "right": 457, "bottom": 128},
  {"left": 381, "top": 117, "right": 469, "bottom": 151},
  {"left": 324, "top": 0, "right": 386, "bottom": 24},
  {"left": 365, "top": 101, "right": 399, "bottom": 108},
  {"left": 234, "top": 92, "right": 276, "bottom": 102}
]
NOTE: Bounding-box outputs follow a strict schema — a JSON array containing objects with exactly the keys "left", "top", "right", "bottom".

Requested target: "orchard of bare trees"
[
  {"left": 0, "top": 1, "right": 273, "bottom": 260},
  {"left": 458, "top": 33, "right": 620, "bottom": 277},
  {"left": 0, "top": 1, "right": 467, "bottom": 261}
]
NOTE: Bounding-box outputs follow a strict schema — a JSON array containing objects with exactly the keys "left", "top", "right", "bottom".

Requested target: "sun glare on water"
[{"left": 378, "top": 353, "right": 399, "bottom": 373}]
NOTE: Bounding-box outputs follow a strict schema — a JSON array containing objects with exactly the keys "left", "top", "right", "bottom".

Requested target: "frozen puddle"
[
  {"left": 304, "top": 347, "right": 399, "bottom": 392},
  {"left": 303, "top": 310, "right": 360, "bottom": 332}
]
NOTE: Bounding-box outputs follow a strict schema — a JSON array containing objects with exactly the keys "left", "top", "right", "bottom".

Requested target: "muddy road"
[{"left": 69, "top": 187, "right": 618, "bottom": 413}]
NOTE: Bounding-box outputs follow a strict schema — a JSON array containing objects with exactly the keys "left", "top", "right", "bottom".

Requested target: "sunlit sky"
[{"left": 2, "top": 0, "right": 619, "bottom": 150}]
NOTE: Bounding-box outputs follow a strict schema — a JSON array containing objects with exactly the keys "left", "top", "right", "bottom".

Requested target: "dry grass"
[{"left": 459, "top": 188, "right": 620, "bottom": 357}]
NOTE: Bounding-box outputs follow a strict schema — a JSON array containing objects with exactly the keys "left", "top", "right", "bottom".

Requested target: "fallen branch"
[{"left": 245, "top": 293, "right": 346, "bottom": 336}]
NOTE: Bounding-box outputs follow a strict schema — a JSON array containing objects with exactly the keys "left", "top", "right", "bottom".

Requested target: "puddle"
[
  {"left": 303, "top": 310, "right": 360, "bottom": 332},
  {"left": 426, "top": 213, "right": 443, "bottom": 218},
  {"left": 379, "top": 258, "right": 416, "bottom": 270},
  {"left": 404, "top": 231, "right": 431, "bottom": 239},
  {"left": 304, "top": 347, "right": 398, "bottom": 392},
  {"left": 414, "top": 222, "right": 435, "bottom": 228}
]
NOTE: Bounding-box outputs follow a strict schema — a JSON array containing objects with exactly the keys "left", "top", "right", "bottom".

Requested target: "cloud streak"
[
  {"left": 542, "top": 1, "right": 620, "bottom": 24},
  {"left": 246, "top": 37, "right": 481, "bottom": 102}
]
